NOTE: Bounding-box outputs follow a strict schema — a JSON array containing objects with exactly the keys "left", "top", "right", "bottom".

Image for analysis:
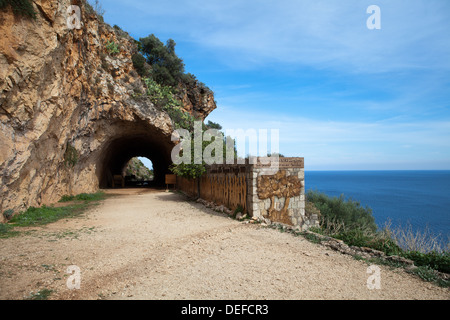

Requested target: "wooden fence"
[
  {"left": 175, "top": 158, "right": 311, "bottom": 229},
  {"left": 176, "top": 165, "right": 248, "bottom": 213}
]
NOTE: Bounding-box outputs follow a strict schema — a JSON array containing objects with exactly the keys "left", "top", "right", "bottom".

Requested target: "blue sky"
[{"left": 100, "top": 0, "right": 450, "bottom": 170}]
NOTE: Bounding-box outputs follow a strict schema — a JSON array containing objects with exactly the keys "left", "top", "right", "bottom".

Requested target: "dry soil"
[{"left": 0, "top": 188, "right": 448, "bottom": 300}]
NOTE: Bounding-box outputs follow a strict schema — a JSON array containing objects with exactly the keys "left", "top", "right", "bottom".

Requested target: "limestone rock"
[{"left": 0, "top": 1, "right": 216, "bottom": 219}]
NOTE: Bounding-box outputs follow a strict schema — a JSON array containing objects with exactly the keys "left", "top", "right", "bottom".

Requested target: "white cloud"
[
  {"left": 207, "top": 107, "right": 450, "bottom": 169},
  {"left": 103, "top": 0, "right": 450, "bottom": 169},
  {"left": 116, "top": 0, "right": 450, "bottom": 73}
]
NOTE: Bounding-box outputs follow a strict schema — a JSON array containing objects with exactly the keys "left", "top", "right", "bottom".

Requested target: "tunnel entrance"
[
  {"left": 97, "top": 121, "right": 174, "bottom": 189},
  {"left": 123, "top": 157, "right": 154, "bottom": 187}
]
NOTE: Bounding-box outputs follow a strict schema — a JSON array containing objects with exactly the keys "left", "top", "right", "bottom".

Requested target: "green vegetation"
[
  {"left": 0, "top": 0, "right": 36, "bottom": 19},
  {"left": 139, "top": 35, "right": 185, "bottom": 87},
  {"left": 408, "top": 265, "right": 449, "bottom": 287},
  {"left": 64, "top": 143, "right": 78, "bottom": 168},
  {"left": 169, "top": 156, "right": 207, "bottom": 180},
  {"left": 3, "top": 209, "right": 14, "bottom": 220},
  {"left": 105, "top": 40, "right": 120, "bottom": 56},
  {"left": 11, "top": 204, "right": 83, "bottom": 227},
  {"left": 307, "top": 190, "right": 377, "bottom": 233},
  {"left": 0, "top": 192, "right": 105, "bottom": 238},
  {"left": 132, "top": 53, "right": 151, "bottom": 78},
  {"left": 402, "top": 250, "right": 449, "bottom": 274},
  {"left": 169, "top": 126, "right": 237, "bottom": 180},
  {"left": 133, "top": 33, "right": 212, "bottom": 109},
  {"left": 113, "top": 24, "right": 129, "bottom": 38},
  {"left": 130, "top": 33, "right": 224, "bottom": 180},
  {"left": 234, "top": 205, "right": 244, "bottom": 215},
  {"left": 267, "top": 152, "right": 285, "bottom": 157},
  {"left": 26, "top": 289, "right": 53, "bottom": 300},
  {"left": 0, "top": 223, "right": 19, "bottom": 238},
  {"left": 142, "top": 75, "right": 218, "bottom": 180},
  {"left": 143, "top": 77, "right": 197, "bottom": 130},
  {"left": 58, "top": 191, "right": 105, "bottom": 203},
  {"left": 181, "top": 72, "right": 212, "bottom": 95},
  {"left": 306, "top": 190, "right": 449, "bottom": 283},
  {"left": 206, "top": 121, "right": 222, "bottom": 130}
]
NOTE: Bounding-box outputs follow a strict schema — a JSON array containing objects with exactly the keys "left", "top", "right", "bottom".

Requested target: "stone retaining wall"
[{"left": 177, "top": 157, "right": 319, "bottom": 231}]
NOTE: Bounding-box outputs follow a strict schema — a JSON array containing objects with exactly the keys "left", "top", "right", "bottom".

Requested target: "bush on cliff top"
[
  {"left": 139, "top": 34, "right": 185, "bottom": 88},
  {"left": 0, "top": 0, "right": 36, "bottom": 19}
]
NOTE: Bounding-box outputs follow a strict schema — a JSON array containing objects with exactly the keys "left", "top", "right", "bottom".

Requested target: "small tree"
[
  {"left": 132, "top": 53, "right": 151, "bottom": 78},
  {"left": 139, "top": 34, "right": 185, "bottom": 87},
  {"left": 206, "top": 120, "right": 222, "bottom": 130}
]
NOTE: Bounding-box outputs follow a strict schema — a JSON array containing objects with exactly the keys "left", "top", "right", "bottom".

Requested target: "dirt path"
[{"left": 0, "top": 189, "right": 448, "bottom": 300}]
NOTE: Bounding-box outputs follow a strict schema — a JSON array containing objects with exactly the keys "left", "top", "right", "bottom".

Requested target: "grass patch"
[
  {"left": 59, "top": 191, "right": 105, "bottom": 203},
  {"left": 10, "top": 204, "right": 86, "bottom": 227},
  {"left": 0, "top": 223, "right": 20, "bottom": 238},
  {"left": 26, "top": 288, "right": 53, "bottom": 300},
  {"left": 2, "top": 192, "right": 106, "bottom": 236},
  {"left": 407, "top": 266, "right": 449, "bottom": 287},
  {"left": 401, "top": 250, "right": 450, "bottom": 274},
  {"left": 302, "top": 231, "right": 323, "bottom": 244}
]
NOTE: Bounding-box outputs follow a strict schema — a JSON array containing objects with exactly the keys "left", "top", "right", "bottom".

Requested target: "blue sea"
[{"left": 305, "top": 171, "right": 450, "bottom": 245}]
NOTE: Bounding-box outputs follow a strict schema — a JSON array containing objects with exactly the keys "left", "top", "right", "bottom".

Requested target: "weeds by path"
[{"left": 0, "top": 191, "right": 106, "bottom": 238}]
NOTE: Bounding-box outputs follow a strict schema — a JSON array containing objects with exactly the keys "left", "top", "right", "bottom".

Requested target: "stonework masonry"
[
  {"left": 177, "top": 157, "right": 319, "bottom": 231},
  {"left": 248, "top": 157, "right": 318, "bottom": 230}
]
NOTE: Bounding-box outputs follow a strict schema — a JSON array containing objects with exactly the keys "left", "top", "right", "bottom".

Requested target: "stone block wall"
[
  {"left": 246, "top": 158, "right": 319, "bottom": 230},
  {"left": 176, "top": 157, "right": 319, "bottom": 230}
]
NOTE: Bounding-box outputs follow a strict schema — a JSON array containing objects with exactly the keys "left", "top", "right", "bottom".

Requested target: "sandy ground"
[{"left": 0, "top": 188, "right": 448, "bottom": 300}]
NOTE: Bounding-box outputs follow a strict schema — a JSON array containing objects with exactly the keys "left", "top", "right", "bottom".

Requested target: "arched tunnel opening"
[
  {"left": 97, "top": 121, "right": 174, "bottom": 189},
  {"left": 123, "top": 157, "right": 154, "bottom": 187}
]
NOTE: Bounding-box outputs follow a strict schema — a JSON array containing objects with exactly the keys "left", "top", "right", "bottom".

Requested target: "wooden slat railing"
[{"left": 176, "top": 166, "right": 248, "bottom": 213}]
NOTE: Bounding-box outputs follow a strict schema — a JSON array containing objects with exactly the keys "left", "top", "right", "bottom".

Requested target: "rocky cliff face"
[
  {"left": 0, "top": 0, "right": 216, "bottom": 220},
  {"left": 124, "top": 157, "right": 153, "bottom": 181}
]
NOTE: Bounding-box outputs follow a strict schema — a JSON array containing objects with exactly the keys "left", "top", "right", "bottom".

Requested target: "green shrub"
[
  {"left": 334, "top": 228, "right": 374, "bottom": 248},
  {"left": 27, "top": 288, "right": 53, "bottom": 300},
  {"left": 132, "top": 53, "right": 151, "bottom": 78},
  {"left": 106, "top": 41, "right": 120, "bottom": 56},
  {"left": 0, "top": 0, "right": 36, "bottom": 19},
  {"left": 233, "top": 205, "right": 244, "bottom": 218},
  {"left": 206, "top": 121, "right": 222, "bottom": 130},
  {"left": 143, "top": 77, "right": 197, "bottom": 130},
  {"left": 409, "top": 266, "right": 449, "bottom": 287},
  {"left": 308, "top": 190, "right": 450, "bottom": 278},
  {"left": 306, "top": 190, "right": 377, "bottom": 232},
  {"left": 170, "top": 162, "right": 206, "bottom": 180},
  {"left": 367, "top": 236, "right": 403, "bottom": 256},
  {"left": 0, "top": 223, "right": 13, "bottom": 234},
  {"left": 3, "top": 209, "right": 14, "bottom": 220},
  {"left": 64, "top": 143, "right": 78, "bottom": 168},
  {"left": 75, "top": 192, "right": 104, "bottom": 201},
  {"left": 59, "top": 191, "right": 105, "bottom": 203},
  {"left": 59, "top": 195, "right": 75, "bottom": 202},
  {"left": 402, "top": 250, "right": 450, "bottom": 274},
  {"left": 139, "top": 34, "right": 185, "bottom": 87},
  {"left": 181, "top": 73, "right": 212, "bottom": 95}
]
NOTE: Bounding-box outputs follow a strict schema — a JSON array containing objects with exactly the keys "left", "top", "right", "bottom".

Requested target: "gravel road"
[{"left": 0, "top": 188, "right": 448, "bottom": 300}]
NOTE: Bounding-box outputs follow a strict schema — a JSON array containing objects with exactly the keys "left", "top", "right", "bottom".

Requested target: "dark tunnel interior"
[{"left": 98, "top": 130, "right": 174, "bottom": 189}]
